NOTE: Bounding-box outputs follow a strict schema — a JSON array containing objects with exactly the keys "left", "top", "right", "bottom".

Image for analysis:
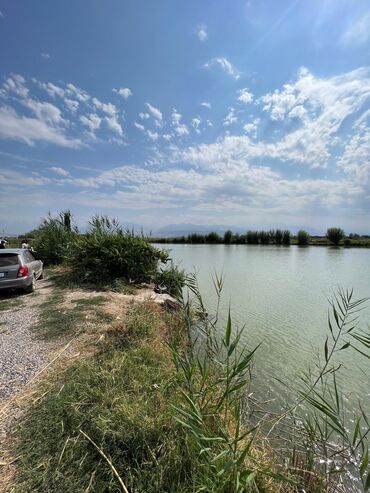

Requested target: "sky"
[{"left": 0, "top": 0, "right": 370, "bottom": 235}]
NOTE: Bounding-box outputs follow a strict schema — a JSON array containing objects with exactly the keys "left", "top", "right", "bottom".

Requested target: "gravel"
[{"left": 0, "top": 306, "right": 54, "bottom": 402}]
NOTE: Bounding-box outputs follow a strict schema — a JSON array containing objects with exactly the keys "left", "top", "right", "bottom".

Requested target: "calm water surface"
[{"left": 158, "top": 244, "right": 370, "bottom": 409}]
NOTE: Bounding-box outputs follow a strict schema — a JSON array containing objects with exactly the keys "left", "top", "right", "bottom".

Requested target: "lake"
[{"left": 157, "top": 244, "right": 370, "bottom": 411}]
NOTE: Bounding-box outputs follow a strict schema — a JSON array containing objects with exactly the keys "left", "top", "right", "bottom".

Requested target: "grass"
[
  {"left": 0, "top": 293, "right": 25, "bottom": 312},
  {"left": 34, "top": 288, "right": 111, "bottom": 340},
  {"left": 11, "top": 303, "right": 192, "bottom": 493},
  {"left": 46, "top": 265, "right": 140, "bottom": 294}
]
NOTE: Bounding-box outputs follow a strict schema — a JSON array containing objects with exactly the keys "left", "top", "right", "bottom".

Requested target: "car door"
[
  {"left": 29, "top": 251, "right": 42, "bottom": 278},
  {"left": 23, "top": 250, "right": 38, "bottom": 278}
]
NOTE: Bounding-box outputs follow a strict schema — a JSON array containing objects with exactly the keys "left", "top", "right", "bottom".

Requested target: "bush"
[
  {"left": 326, "top": 227, "right": 345, "bottom": 246},
  {"left": 297, "top": 230, "right": 310, "bottom": 246},
  {"left": 33, "top": 211, "right": 78, "bottom": 265},
  {"left": 223, "top": 230, "right": 233, "bottom": 244},
  {"left": 205, "top": 231, "right": 221, "bottom": 243},
  {"left": 68, "top": 216, "right": 168, "bottom": 283},
  {"left": 258, "top": 230, "right": 270, "bottom": 244},
  {"left": 343, "top": 237, "right": 351, "bottom": 247},
  {"left": 275, "top": 229, "right": 283, "bottom": 245},
  {"left": 282, "top": 230, "right": 291, "bottom": 245},
  {"left": 155, "top": 262, "right": 186, "bottom": 298},
  {"left": 187, "top": 233, "right": 205, "bottom": 243},
  {"left": 246, "top": 230, "right": 259, "bottom": 244}
]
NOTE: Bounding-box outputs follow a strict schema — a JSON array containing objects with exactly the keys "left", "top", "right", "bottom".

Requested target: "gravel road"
[{"left": 0, "top": 306, "right": 54, "bottom": 402}]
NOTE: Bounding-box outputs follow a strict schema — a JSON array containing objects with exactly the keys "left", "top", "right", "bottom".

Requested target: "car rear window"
[{"left": 0, "top": 254, "right": 20, "bottom": 267}]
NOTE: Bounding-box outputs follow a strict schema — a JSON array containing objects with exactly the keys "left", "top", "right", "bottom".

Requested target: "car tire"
[{"left": 25, "top": 275, "right": 36, "bottom": 293}]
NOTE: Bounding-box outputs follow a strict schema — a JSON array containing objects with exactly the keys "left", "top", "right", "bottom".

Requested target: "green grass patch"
[
  {"left": 45, "top": 265, "right": 139, "bottom": 294},
  {"left": 13, "top": 303, "right": 191, "bottom": 493},
  {"left": 0, "top": 292, "right": 26, "bottom": 312},
  {"left": 35, "top": 290, "right": 111, "bottom": 340}
]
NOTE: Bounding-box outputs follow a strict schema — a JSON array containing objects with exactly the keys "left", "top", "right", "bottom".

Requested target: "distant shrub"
[
  {"left": 246, "top": 230, "right": 259, "bottom": 244},
  {"left": 258, "top": 231, "right": 270, "bottom": 244},
  {"left": 205, "top": 231, "right": 221, "bottom": 243},
  {"left": 234, "top": 233, "right": 246, "bottom": 244},
  {"left": 275, "top": 229, "right": 283, "bottom": 245},
  {"left": 282, "top": 230, "right": 291, "bottom": 245},
  {"left": 155, "top": 262, "right": 186, "bottom": 298},
  {"left": 326, "top": 227, "right": 345, "bottom": 246},
  {"left": 187, "top": 233, "right": 205, "bottom": 244},
  {"left": 223, "top": 230, "right": 233, "bottom": 244},
  {"left": 297, "top": 230, "right": 310, "bottom": 246},
  {"left": 33, "top": 210, "right": 78, "bottom": 265},
  {"left": 343, "top": 237, "right": 351, "bottom": 247},
  {"left": 68, "top": 216, "right": 168, "bottom": 283}
]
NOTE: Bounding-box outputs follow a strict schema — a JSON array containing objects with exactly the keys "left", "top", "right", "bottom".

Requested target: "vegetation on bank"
[
  {"left": 150, "top": 228, "right": 370, "bottom": 247},
  {"left": 14, "top": 210, "right": 186, "bottom": 297}
]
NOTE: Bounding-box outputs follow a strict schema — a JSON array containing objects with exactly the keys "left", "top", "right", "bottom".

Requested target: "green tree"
[
  {"left": 223, "top": 230, "right": 233, "bottom": 244},
  {"left": 297, "top": 230, "right": 310, "bottom": 246},
  {"left": 282, "top": 230, "right": 291, "bottom": 245},
  {"left": 326, "top": 227, "right": 345, "bottom": 246}
]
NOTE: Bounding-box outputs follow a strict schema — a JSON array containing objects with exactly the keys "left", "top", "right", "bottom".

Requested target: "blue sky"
[{"left": 0, "top": 0, "right": 370, "bottom": 234}]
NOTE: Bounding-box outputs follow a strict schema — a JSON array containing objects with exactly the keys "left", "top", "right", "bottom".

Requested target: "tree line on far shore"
[{"left": 153, "top": 227, "right": 361, "bottom": 246}]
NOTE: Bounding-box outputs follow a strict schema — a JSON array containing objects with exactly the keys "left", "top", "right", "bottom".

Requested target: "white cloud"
[
  {"left": 64, "top": 98, "right": 79, "bottom": 113},
  {"left": 105, "top": 115, "right": 123, "bottom": 136},
  {"left": 0, "top": 106, "right": 82, "bottom": 148},
  {"left": 171, "top": 109, "right": 189, "bottom": 136},
  {"left": 145, "top": 102, "right": 163, "bottom": 122},
  {"left": 3, "top": 74, "right": 29, "bottom": 98},
  {"left": 204, "top": 57, "right": 240, "bottom": 80},
  {"left": 192, "top": 117, "right": 201, "bottom": 134},
  {"left": 134, "top": 122, "right": 145, "bottom": 131},
  {"left": 80, "top": 113, "right": 102, "bottom": 132},
  {"left": 147, "top": 130, "right": 159, "bottom": 141},
  {"left": 0, "top": 11, "right": 4, "bottom": 18},
  {"left": 41, "top": 53, "right": 50, "bottom": 60},
  {"left": 163, "top": 134, "right": 172, "bottom": 141},
  {"left": 201, "top": 101, "right": 211, "bottom": 109},
  {"left": 243, "top": 118, "right": 260, "bottom": 138},
  {"left": 66, "top": 83, "right": 89, "bottom": 102},
  {"left": 23, "top": 99, "right": 64, "bottom": 125},
  {"left": 49, "top": 166, "right": 69, "bottom": 177},
  {"left": 139, "top": 112, "right": 150, "bottom": 120},
  {"left": 37, "top": 82, "right": 65, "bottom": 99},
  {"left": 223, "top": 108, "right": 237, "bottom": 126},
  {"left": 342, "top": 12, "right": 370, "bottom": 46},
  {"left": 197, "top": 25, "right": 208, "bottom": 41},
  {"left": 92, "top": 97, "right": 117, "bottom": 117},
  {"left": 238, "top": 88, "right": 253, "bottom": 104},
  {"left": 113, "top": 87, "right": 132, "bottom": 99}
]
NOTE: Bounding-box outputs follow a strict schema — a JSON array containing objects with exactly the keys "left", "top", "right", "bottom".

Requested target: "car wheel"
[{"left": 25, "top": 275, "right": 36, "bottom": 293}]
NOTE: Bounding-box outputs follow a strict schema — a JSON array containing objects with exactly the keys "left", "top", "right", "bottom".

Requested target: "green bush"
[
  {"left": 282, "top": 229, "right": 291, "bottom": 245},
  {"left": 275, "top": 229, "right": 283, "bottom": 244},
  {"left": 33, "top": 211, "right": 78, "bottom": 265},
  {"left": 155, "top": 262, "right": 186, "bottom": 298},
  {"left": 205, "top": 231, "right": 221, "bottom": 243},
  {"left": 246, "top": 230, "right": 259, "bottom": 244},
  {"left": 297, "top": 229, "right": 310, "bottom": 246},
  {"left": 68, "top": 216, "right": 168, "bottom": 283},
  {"left": 223, "top": 229, "right": 233, "bottom": 244},
  {"left": 258, "top": 230, "right": 270, "bottom": 244},
  {"left": 326, "top": 227, "right": 345, "bottom": 245}
]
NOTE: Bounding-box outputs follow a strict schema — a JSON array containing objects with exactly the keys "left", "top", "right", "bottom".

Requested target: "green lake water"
[{"left": 157, "top": 244, "right": 370, "bottom": 411}]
